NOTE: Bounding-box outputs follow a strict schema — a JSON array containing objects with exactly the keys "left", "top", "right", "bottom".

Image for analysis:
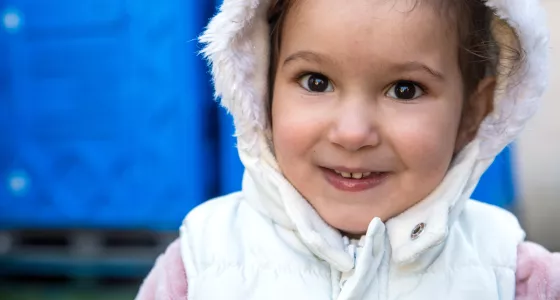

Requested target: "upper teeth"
[{"left": 335, "top": 170, "right": 371, "bottom": 179}]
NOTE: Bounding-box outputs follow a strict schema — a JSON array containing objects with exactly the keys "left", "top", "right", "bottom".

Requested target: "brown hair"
[{"left": 266, "top": 0, "right": 522, "bottom": 119}]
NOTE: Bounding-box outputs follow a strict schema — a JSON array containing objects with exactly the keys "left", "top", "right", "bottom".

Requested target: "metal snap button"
[{"left": 411, "top": 223, "right": 426, "bottom": 240}]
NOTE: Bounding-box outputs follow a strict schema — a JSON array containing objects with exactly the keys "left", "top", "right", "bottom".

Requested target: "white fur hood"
[{"left": 199, "top": 0, "right": 549, "bottom": 271}]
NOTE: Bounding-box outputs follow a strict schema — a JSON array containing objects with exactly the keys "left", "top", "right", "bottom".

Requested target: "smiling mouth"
[
  {"left": 322, "top": 168, "right": 389, "bottom": 192},
  {"left": 332, "top": 169, "right": 384, "bottom": 179}
]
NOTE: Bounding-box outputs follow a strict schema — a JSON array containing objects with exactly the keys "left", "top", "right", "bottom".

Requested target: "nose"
[{"left": 327, "top": 100, "right": 380, "bottom": 151}]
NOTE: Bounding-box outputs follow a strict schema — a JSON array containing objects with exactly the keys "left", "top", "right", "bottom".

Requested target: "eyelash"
[
  {"left": 391, "top": 80, "right": 429, "bottom": 95},
  {"left": 296, "top": 72, "right": 334, "bottom": 92},
  {"left": 294, "top": 71, "right": 323, "bottom": 84},
  {"left": 293, "top": 71, "right": 429, "bottom": 98}
]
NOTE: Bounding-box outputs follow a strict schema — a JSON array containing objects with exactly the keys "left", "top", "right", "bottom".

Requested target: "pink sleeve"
[
  {"left": 516, "top": 241, "right": 560, "bottom": 300},
  {"left": 135, "top": 238, "right": 189, "bottom": 300}
]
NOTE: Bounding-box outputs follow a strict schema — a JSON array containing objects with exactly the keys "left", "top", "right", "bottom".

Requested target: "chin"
[{"left": 318, "top": 206, "right": 377, "bottom": 237}]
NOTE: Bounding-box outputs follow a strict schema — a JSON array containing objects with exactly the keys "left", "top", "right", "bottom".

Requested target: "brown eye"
[
  {"left": 387, "top": 81, "right": 424, "bottom": 100},
  {"left": 299, "top": 73, "right": 334, "bottom": 93}
]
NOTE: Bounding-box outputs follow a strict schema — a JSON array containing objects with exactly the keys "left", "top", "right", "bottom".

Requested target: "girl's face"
[{"left": 271, "top": 0, "right": 479, "bottom": 235}]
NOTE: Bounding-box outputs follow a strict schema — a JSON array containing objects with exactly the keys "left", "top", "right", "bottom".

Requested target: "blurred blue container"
[
  {"left": 219, "top": 114, "right": 517, "bottom": 209},
  {"left": 0, "top": 0, "right": 216, "bottom": 229},
  {"left": 471, "top": 145, "right": 517, "bottom": 209},
  {"left": 218, "top": 111, "right": 245, "bottom": 195}
]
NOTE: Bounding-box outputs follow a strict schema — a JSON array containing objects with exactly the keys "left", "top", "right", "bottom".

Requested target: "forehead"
[{"left": 282, "top": 0, "right": 459, "bottom": 73}]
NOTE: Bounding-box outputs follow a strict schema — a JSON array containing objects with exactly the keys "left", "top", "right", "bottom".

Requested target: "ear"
[{"left": 455, "top": 77, "right": 496, "bottom": 152}]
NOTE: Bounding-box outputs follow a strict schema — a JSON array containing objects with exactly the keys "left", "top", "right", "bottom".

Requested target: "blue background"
[{"left": 0, "top": 0, "right": 517, "bottom": 231}]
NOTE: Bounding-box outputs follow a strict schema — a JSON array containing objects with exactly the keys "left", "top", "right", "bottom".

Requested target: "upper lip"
[{"left": 324, "top": 166, "right": 386, "bottom": 173}]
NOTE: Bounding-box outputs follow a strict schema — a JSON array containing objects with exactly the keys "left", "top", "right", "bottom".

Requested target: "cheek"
[
  {"left": 386, "top": 101, "right": 462, "bottom": 174},
  {"left": 271, "top": 85, "right": 324, "bottom": 167}
]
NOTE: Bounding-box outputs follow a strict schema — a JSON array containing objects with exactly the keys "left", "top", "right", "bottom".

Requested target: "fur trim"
[
  {"left": 478, "top": 0, "right": 549, "bottom": 158},
  {"left": 199, "top": 0, "right": 271, "bottom": 154}
]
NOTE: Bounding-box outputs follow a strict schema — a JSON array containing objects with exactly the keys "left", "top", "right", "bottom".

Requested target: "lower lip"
[{"left": 322, "top": 168, "right": 389, "bottom": 192}]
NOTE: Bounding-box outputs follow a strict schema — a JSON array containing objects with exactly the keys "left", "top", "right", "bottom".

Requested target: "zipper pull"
[{"left": 340, "top": 239, "right": 358, "bottom": 289}]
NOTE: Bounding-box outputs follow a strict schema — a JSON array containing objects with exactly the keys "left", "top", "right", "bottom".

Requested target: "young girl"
[{"left": 137, "top": 0, "right": 560, "bottom": 299}]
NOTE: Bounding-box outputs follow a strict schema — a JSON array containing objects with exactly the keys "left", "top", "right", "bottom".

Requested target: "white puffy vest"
[{"left": 180, "top": 179, "right": 524, "bottom": 300}]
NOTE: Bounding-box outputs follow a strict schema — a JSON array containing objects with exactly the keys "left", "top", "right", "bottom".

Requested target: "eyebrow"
[
  {"left": 282, "top": 50, "right": 445, "bottom": 81},
  {"left": 394, "top": 61, "right": 445, "bottom": 81},
  {"left": 283, "top": 51, "right": 337, "bottom": 67}
]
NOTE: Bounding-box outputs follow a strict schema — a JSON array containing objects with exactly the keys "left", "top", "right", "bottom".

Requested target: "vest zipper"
[{"left": 340, "top": 236, "right": 364, "bottom": 289}]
